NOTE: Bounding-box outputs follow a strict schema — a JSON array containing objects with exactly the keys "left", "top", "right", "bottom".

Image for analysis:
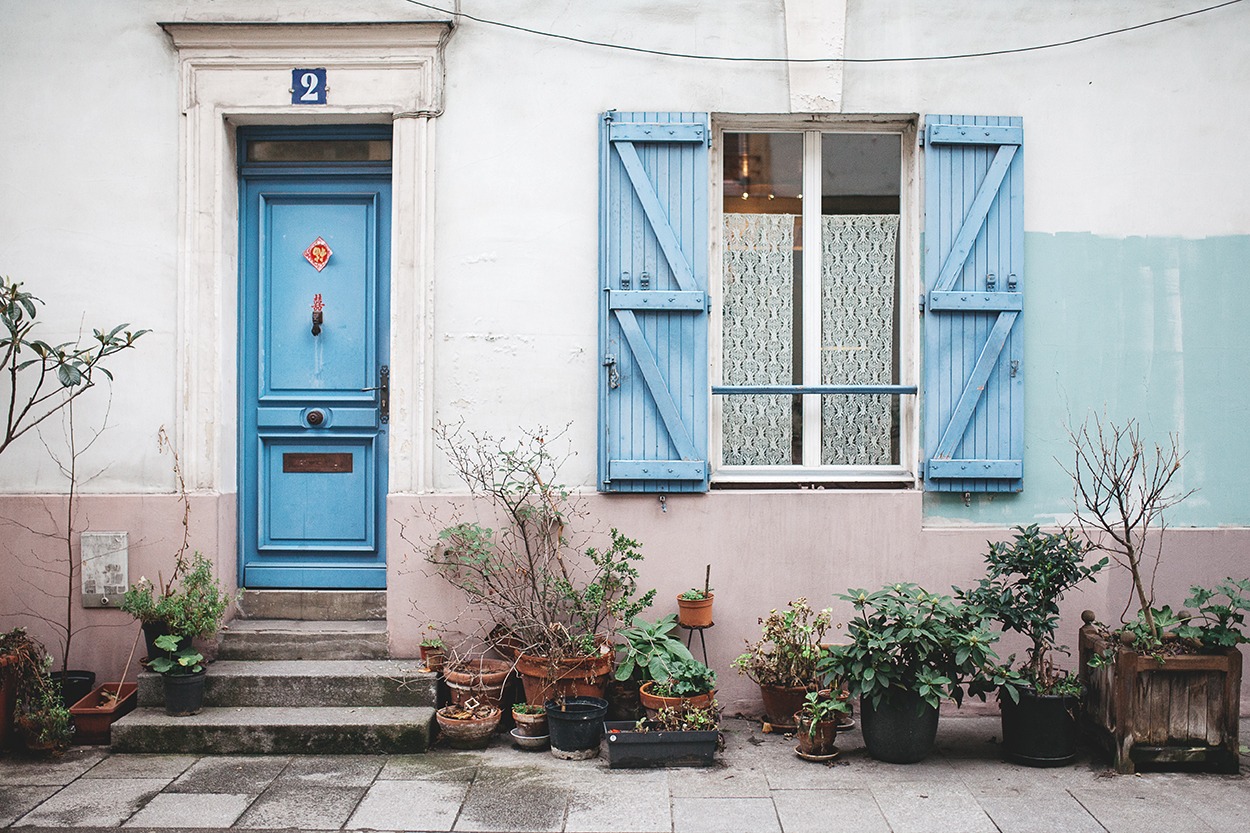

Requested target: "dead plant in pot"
[
  {"left": 1067, "top": 414, "right": 1247, "bottom": 772},
  {"left": 417, "top": 423, "right": 655, "bottom": 706}
]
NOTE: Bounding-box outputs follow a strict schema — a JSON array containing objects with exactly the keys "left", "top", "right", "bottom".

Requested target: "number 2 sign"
[{"left": 292, "top": 69, "right": 327, "bottom": 105}]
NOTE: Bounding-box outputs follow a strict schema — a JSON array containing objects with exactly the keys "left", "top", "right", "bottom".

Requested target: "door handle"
[{"left": 361, "top": 365, "right": 389, "bottom": 423}]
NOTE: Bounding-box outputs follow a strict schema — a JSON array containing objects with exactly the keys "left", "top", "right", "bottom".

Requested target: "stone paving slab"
[
  {"left": 12, "top": 778, "right": 167, "bottom": 828},
  {"left": 672, "top": 796, "right": 780, "bottom": 833},
  {"left": 166, "top": 757, "right": 289, "bottom": 795},
  {"left": 121, "top": 793, "right": 252, "bottom": 829},
  {"left": 871, "top": 784, "right": 998, "bottom": 833},
  {"left": 0, "top": 750, "right": 104, "bottom": 786},
  {"left": 978, "top": 792, "right": 1105, "bottom": 833},
  {"left": 454, "top": 767, "right": 568, "bottom": 832},
  {"left": 232, "top": 782, "right": 366, "bottom": 830},
  {"left": 0, "top": 787, "right": 59, "bottom": 827},
  {"left": 771, "top": 787, "right": 890, "bottom": 833},
  {"left": 563, "top": 769, "right": 670, "bottom": 833},
  {"left": 274, "top": 756, "right": 384, "bottom": 787},
  {"left": 346, "top": 779, "right": 467, "bottom": 831}
]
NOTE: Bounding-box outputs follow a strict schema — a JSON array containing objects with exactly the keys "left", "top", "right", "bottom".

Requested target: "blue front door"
[{"left": 238, "top": 130, "right": 391, "bottom": 589}]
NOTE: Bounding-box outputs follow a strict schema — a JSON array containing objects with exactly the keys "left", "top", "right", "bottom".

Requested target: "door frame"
[
  {"left": 162, "top": 23, "right": 446, "bottom": 593},
  {"left": 237, "top": 126, "right": 392, "bottom": 589}
]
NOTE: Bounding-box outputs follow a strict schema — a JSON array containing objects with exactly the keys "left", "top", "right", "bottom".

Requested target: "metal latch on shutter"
[{"left": 603, "top": 354, "right": 620, "bottom": 389}]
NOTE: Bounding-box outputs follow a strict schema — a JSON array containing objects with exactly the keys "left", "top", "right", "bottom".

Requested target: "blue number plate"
[{"left": 292, "top": 69, "right": 327, "bottom": 105}]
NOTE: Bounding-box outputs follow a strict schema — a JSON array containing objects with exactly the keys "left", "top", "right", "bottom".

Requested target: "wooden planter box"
[{"left": 1078, "top": 624, "right": 1242, "bottom": 773}]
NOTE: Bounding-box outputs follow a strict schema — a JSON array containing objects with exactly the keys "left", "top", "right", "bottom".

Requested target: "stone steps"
[
  {"left": 136, "top": 659, "right": 436, "bottom": 708},
  {"left": 110, "top": 705, "right": 435, "bottom": 754},
  {"left": 110, "top": 589, "right": 435, "bottom": 754},
  {"left": 217, "top": 619, "right": 389, "bottom": 661}
]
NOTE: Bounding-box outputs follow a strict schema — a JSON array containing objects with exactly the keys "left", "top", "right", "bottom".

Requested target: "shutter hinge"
[{"left": 918, "top": 293, "right": 925, "bottom": 312}]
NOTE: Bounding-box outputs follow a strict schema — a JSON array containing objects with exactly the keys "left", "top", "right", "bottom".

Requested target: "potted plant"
[
  {"left": 435, "top": 699, "right": 502, "bottom": 749},
  {"left": 419, "top": 636, "right": 446, "bottom": 673},
  {"left": 421, "top": 424, "right": 655, "bottom": 706},
  {"left": 676, "top": 565, "right": 714, "bottom": 628},
  {"left": 442, "top": 654, "right": 512, "bottom": 709},
  {"left": 510, "top": 702, "right": 549, "bottom": 750},
  {"left": 638, "top": 659, "right": 716, "bottom": 718},
  {"left": 122, "top": 550, "right": 231, "bottom": 662},
  {"left": 1, "top": 629, "right": 74, "bottom": 755},
  {"left": 604, "top": 701, "right": 720, "bottom": 768},
  {"left": 819, "top": 583, "right": 1017, "bottom": 764},
  {"left": 793, "top": 689, "right": 851, "bottom": 760},
  {"left": 961, "top": 524, "right": 1107, "bottom": 767},
  {"left": 733, "top": 598, "right": 831, "bottom": 731},
  {"left": 612, "top": 614, "right": 695, "bottom": 719},
  {"left": 1068, "top": 416, "right": 1247, "bottom": 773},
  {"left": 148, "top": 634, "right": 206, "bottom": 716}
]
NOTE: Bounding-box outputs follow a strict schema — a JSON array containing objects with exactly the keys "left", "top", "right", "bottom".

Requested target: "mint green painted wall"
[{"left": 925, "top": 232, "right": 1250, "bottom": 527}]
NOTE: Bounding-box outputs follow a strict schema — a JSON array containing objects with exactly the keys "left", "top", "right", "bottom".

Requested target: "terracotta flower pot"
[
  {"left": 443, "top": 658, "right": 511, "bottom": 708},
  {"left": 515, "top": 644, "right": 613, "bottom": 706},
  {"left": 794, "top": 713, "right": 839, "bottom": 757},
  {"left": 436, "top": 704, "right": 501, "bottom": 749},
  {"left": 511, "top": 708, "right": 549, "bottom": 738},
  {"left": 420, "top": 645, "right": 446, "bottom": 673},
  {"left": 676, "top": 593, "right": 714, "bottom": 628},
  {"left": 758, "top": 683, "right": 815, "bottom": 732},
  {"left": 69, "top": 683, "right": 138, "bottom": 745},
  {"left": 638, "top": 681, "right": 716, "bottom": 719}
]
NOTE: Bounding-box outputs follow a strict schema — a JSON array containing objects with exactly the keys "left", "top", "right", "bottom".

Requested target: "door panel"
[{"left": 240, "top": 172, "right": 390, "bottom": 589}]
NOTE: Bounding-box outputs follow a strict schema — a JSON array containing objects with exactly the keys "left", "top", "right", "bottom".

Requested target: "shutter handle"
[
  {"left": 620, "top": 272, "right": 631, "bottom": 290},
  {"left": 603, "top": 354, "right": 620, "bottom": 389},
  {"left": 986, "top": 272, "right": 996, "bottom": 291}
]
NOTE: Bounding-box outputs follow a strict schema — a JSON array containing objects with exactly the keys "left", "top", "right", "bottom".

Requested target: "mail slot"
[{"left": 282, "top": 452, "right": 353, "bottom": 474}]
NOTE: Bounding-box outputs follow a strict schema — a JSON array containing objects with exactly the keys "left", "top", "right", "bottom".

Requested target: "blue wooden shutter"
[
  {"left": 923, "top": 115, "right": 1024, "bottom": 492},
  {"left": 598, "top": 112, "right": 709, "bottom": 493}
]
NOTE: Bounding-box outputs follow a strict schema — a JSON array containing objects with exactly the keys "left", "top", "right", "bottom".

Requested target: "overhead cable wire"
[{"left": 402, "top": 0, "right": 1244, "bottom": 63}]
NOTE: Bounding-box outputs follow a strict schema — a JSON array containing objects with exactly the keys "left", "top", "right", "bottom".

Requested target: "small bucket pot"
[
  {"left": 50, "top": 671, "right": 96, "bottom": 709},
  {"left": 162, "top": 671, "right": 207, "bottom": 716},
  {"left": 545, "top": 696, "right": 608, "bottom": 760}
]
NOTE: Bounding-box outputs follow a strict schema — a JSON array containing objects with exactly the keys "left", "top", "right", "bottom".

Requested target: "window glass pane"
[
  {"left": 819, "top": 134, "right": 901, "bottom": 465},
  {"left": 722, "top": 133, "right": 802, "bottom": 465},
  {"left": 247, "top": 140, "right": 392, "bottom": 163}
]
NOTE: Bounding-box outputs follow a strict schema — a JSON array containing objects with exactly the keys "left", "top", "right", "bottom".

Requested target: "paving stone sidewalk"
[{"left": 2, "top": 716, "right": 1248, "bottom": 832}]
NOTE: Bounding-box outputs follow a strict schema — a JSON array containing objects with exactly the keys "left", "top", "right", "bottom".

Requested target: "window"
[
  {"left": 597, "top": 112, "right": 1024, "bottom": 495},
  {"left": 713, "top": 122, "right": 916, "bottom": 482}
]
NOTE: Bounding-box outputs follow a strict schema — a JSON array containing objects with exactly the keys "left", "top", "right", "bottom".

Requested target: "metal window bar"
[{"left": 712, "top": 385, "right": 916, "bottom": 395}]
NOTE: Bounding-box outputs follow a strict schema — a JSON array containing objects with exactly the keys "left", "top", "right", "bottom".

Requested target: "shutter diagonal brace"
[
  {"left": 615, "top": 309, "right": 700, "bottom": 461},
  {"left": 933, "top": 310, "right": 1018, "bottom": 460},
  {"left": 614, "top": 140, "right": 698, "bottom": 292},
  {"left": 933, "top": 144, "right": 1017, "bottom": 294}
]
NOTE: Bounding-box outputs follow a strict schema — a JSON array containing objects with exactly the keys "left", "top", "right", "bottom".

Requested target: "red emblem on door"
[{"left": 303, "top": 237, "right": 332, "bottom": 272}]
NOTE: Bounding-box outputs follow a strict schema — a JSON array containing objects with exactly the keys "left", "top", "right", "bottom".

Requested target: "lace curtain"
[
  {"left": 722, "top": 213, "right": 794, "bottom": 465},
  {"left": 721, "top": 213, "right": 898, "bottom": 467},
  {"left": 820, "top": 214, "right": 898, "bottom": 465}
]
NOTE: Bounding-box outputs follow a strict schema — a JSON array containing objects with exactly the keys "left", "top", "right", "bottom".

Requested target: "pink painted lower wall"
[
  {"left": 0, "top": 494, "right": 237, "bottom": 687},
  {"left": 388, "top": 491, "right": 1250, "bottom": 718},
  {"left": 1, "top": 491, "right": 1245, "bottom": 720}
]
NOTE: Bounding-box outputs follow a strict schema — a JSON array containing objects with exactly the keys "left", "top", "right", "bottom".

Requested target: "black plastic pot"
[
  {"left": 50, "top": 670, "right": 96, "bottom": 709},
  {"left": 162, "top": 670, "right": 206, "bottom": 716},
  {"left": 141, "top": 621, "right": 171, "bottom": 663},
  {"left": 545, "top": 696, "right": 608, "bottom": 760},
  {"left": 1000, "top": 688, "right": 1079, "bottom": 767},
  {"left": 859, "top": 691, "right": 940, "bottom": 764},
  {"left": 604, "top": 721, "right": 718, "bottom": 768}
]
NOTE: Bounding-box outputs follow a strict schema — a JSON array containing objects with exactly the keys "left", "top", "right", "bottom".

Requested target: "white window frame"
[{"left": 709, "top": 114, "right": 921, "bottom": 486}]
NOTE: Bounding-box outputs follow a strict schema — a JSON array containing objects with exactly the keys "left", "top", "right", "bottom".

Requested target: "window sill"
[{"left": 711, "top": 466, "right": 917, "bottom": 489}]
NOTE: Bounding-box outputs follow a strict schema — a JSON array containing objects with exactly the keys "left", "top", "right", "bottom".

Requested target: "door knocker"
[{"left": 311, "top": 293, "right": 324, "bottom": 336}]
